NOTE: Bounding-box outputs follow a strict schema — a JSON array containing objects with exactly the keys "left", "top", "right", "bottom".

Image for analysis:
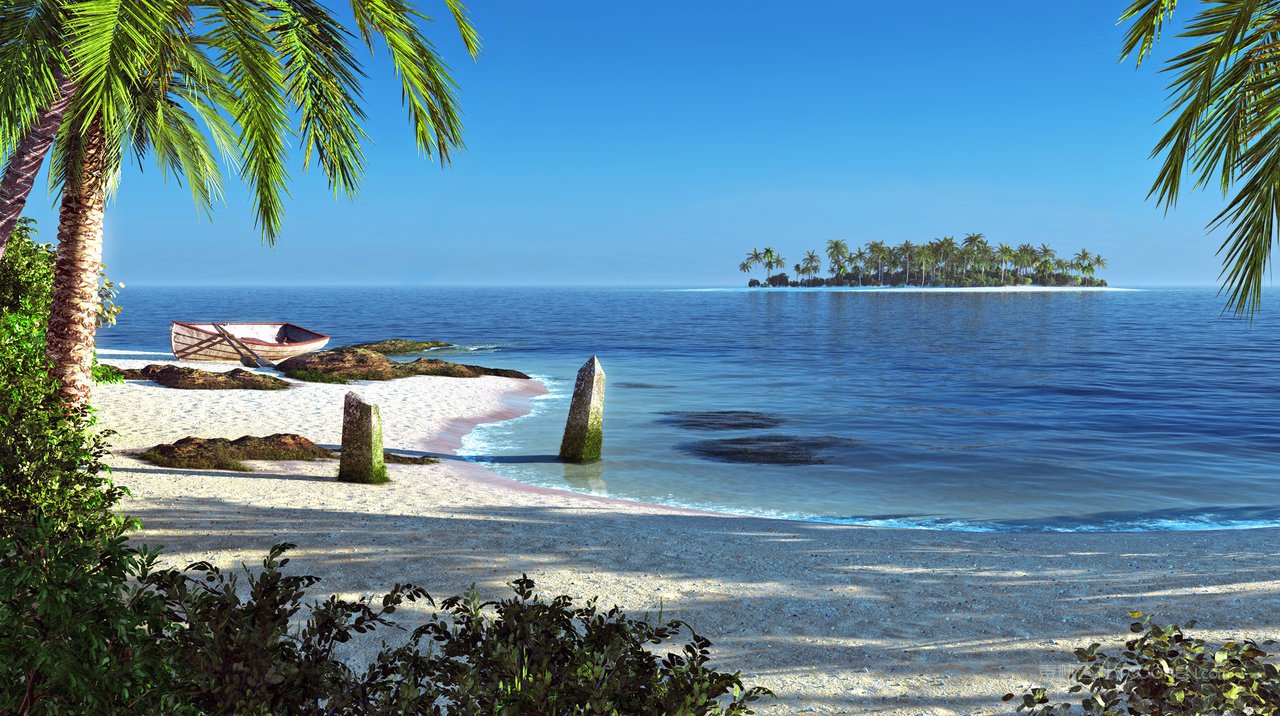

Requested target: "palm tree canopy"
[
  {"left": 1121, "top": 0, "right": 1280, "bottom": 314},
  {"left": 0, "top": 0, "right": 479, "bottom": 243}
]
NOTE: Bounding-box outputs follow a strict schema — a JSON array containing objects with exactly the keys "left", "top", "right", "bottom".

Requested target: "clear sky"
[{"left": 21, "top": 1, "right": 1234, "bottom": 287}]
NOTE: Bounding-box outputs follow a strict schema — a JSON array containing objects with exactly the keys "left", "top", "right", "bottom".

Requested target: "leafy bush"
[
  {"left": 1006, "top": 612, "right": 1280, "bottom": 715},
  {"left": 0, "top": 222, "right": 118, "bottom": 535},
  {"left": 0, "top": 309, "right": 117, "bottom": 535},
  {"left": 1, "top": 215, "right": 123, "bottom": 331},
  {"left": 91, "top": 359, "right": 124, "bottom": 384},
  {"left": 403, "top": 574, "right": 770, "bottom": 714},
  {"left": 3, "top": 540, "right": 770, "bottom": 714},
  {"left": 168, "top": 549, "right": 770, "bottom": 714},
  {"left": 0, "top": 218, "right": 53, "bottom": 319},
  {"left": 0, "top": 515, "right": 178, "bottom": 714}
]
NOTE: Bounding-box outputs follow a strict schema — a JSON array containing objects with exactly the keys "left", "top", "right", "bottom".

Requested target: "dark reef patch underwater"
[
  {"left": 678, "top": 434, "right": 861, "bottom": 465},
  {"left": 658, "top": 410, "right": 786, "bottom": 431}
]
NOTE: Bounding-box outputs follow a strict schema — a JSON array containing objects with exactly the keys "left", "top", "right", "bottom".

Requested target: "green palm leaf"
[{"left": 1122, "top": 0, "right": 1280, "bottom": 315}]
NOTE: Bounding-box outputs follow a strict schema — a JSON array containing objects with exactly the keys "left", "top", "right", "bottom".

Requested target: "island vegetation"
[{"left": 738, "top": 234, "right": 1107, "bottom": 288}]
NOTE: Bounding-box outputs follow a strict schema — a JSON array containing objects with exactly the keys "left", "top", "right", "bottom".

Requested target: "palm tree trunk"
[
  {"left": 0, "top": 67, "right": 75, "bottom": 259},
  {"left": 46, "top": 119, "right": 107, "bottom": 407}
]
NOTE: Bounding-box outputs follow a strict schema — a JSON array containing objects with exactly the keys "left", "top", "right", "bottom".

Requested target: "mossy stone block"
[
  {"left": 339, "top": 392, "right": 387, "bottom": 484},
  {"left": 559, "top": 356, "right": 605, "bottom": 463}
]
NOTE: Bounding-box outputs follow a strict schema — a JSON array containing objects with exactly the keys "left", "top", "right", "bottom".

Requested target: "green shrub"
[
  {"left": 0, "top": 218, "right": 53, "bottom": 319},
  {"left": 0, "top": 516, "right": 179, "bottom": 714},
  {"left": 91, "top": 359, "right": 124, "bottom": 385},
  {"left": 399, "top": 574, "right": 772, "bottom": 714},
  {"left": 0, "top": 216, "right": 123, "bottom": 329},
  {"left": 2, "top": 540, "right": 771, "bottom": 714},
  {"left": 1006, "top": 612, "right": 1280, "bottom": 715},
  {"left": 0, "top": 310, "right": 117, "bottom": 535}
]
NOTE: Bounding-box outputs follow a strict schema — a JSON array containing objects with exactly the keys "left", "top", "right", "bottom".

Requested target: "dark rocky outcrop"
[
  {"left": 659, "top": 410, "right": 785, "bottom": 431},
  {"left": 139, "top": 434, "right": 334, "bottom": 471},
  {"left": 401, "top": 358, "right": 530, "bottom": 380},
  {"left": 383, "top": 452, "right": 438, "bottom": 465},
  {"left": 277, "top": 347, "right": 529, "bottom": 384},
  {"left": 677, "top": 434, "right": 860, "bottom": 465},
  {"left": 115, "top": 364, "right": 290, "bottom": 390},
  {"left": 276, "top": 347, "right": 402, "bottom": 382},
  {"left": 348, "top": 338, "right": 452, "bottom": 354},
  {"left": 137, "top": 432, "right": 438, "bottom": 472}
]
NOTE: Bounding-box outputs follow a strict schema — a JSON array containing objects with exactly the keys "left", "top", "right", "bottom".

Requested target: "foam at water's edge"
[
  {"left": 458, "top": 373, "right": 562, "bottom": 456},
  {"left": 95, "top": 348, "right": 173, "bottom": 356}
]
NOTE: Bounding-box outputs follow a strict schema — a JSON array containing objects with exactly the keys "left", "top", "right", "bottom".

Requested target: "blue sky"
[{"left": 22, "top": 1, "right": 1232, "bottom": 286}]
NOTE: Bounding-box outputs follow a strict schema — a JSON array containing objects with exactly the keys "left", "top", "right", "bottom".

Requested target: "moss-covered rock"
[
  {"left": 137, "top": 432, "right": 438, "bottom": 472},
  {"left": 139, "top": 434, "right": 334, "bottom": 471},
  {"left": 383, "top": 452, "right": 437, "bottom": 465},
  {"left": 401, "top": 358, "right": 530, "bottom": 380},
  {"left": 277, "top": 347, "right": 402, "bottom": 382},
  {"left": 277, "top": 347, "right": 529, "bottom": 384},
  {"left": 348, "top": 338, "right": 452, "bottom": 354},
  {"left": 116, "top": 364, "right": 290, "bottom": 391}
]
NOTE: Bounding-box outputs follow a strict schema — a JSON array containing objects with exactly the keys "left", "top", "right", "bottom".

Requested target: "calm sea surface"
[{"left": 98, "top": 286, "right": 1280, "bottom": 532}]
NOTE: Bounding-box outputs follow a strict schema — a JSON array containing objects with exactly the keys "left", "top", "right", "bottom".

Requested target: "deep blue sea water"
[{"left": 98, "top": 286, "right": 1280, "bottom": 532}]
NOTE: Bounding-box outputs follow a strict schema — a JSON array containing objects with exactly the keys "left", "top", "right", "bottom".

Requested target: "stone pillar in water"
[
  {"left": 339, "top": 392, "right": 388, "bottom": 484},
  {"left": 559, "top": 356, "right": 606, "bottom": 463}
]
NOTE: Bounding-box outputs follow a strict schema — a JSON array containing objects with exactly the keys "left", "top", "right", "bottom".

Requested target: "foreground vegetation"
[
  {"left": 739, "top": 235, "right": 1107, "bottom": 288},
  {"left": 0, "top": 223, "right": 770, "bottom": 714},
  {"left": 1009, "top": 613, "right": 1280, "bottom": 715}
]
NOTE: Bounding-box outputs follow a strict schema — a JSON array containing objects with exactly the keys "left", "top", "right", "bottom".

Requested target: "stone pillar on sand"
[
  {"left": 339, "top": 391, "right": 388, "bottom": 484},
  {"left": 559, "top": 356, "right": 605, "bottom": 463}
]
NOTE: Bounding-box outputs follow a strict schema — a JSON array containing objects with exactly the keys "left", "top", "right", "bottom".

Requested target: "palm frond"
[
  {"left": 349, "top": 0, "right": 465, "bottom": 162},
  {"left": 267, "top": 0, "right": 368, "bottom": 198},
  {"left": 1120, "top": 0, "right": 1181, "bottom": 64},
  {"left": 66, "top": 0, "right": 184, "bottom": 132},
  {"left": 0, "top": 0, "right": 67, "bottom": 158},
  {"left": 1122, "top": 0, "right": 1280, "bottom": 316},
  {"left": 441, "top": 0, "right": 480, "bottom": 59},
  {"left": 205, "top": 0, "right": 291, "bottom": 243}
]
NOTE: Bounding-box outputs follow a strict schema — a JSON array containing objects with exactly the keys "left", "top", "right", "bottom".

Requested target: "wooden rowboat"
[{"left": 170, "top": 321, "right": 330, "bottom": 364}]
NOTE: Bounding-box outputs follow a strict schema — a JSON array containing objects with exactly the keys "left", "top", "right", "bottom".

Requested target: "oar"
[{"left": 212, "top": 323, "right": 275, "bottom": 368}]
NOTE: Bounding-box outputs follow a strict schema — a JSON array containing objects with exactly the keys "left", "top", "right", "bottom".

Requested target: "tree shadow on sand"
[{"left": 114, "top": 477, "right": 1280, "bottom": 715}]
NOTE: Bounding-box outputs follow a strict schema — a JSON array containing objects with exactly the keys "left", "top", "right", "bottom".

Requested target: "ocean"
[{"left": 97, "top": 285, "right": 1280, "bottom": 532}]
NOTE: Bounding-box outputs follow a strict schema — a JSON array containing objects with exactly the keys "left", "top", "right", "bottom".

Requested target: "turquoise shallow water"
[{"left": 100, "top": 286, "right": 1280, "bottom": 532}]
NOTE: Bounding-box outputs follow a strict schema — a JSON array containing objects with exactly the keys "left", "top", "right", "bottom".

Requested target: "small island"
[{"left": 739, "top": 234, "right": 1107, "bottom": 288}]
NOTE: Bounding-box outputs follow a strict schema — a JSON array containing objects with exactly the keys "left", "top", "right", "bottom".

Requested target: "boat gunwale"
[{"left": 171, "top": 320, "right": 330, "bottom": 348}]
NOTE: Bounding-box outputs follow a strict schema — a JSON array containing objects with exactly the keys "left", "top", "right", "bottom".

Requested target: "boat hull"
[{"left": 170, "top": 322, "right": 330, "bottom": 363}]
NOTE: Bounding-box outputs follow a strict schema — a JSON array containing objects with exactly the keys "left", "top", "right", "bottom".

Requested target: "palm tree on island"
[
  {"left": 825, "top": 239, "right": 849, "bottom": 282},
  {"left": 851, "top": 247, "right": 868, "bottom": 286},
  {"left": 736, "top": 234, "right": 1109, "bottom": 288}
]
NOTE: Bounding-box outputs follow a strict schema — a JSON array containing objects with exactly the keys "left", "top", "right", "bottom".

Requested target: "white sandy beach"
[{"left": 95, "top": 355, "right": 1280, "bottom": 715}]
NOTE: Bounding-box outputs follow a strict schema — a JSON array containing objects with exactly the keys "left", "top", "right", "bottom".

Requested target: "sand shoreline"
[{"left": 94, "top": 357, "right": 1280, "bottom": 715}]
